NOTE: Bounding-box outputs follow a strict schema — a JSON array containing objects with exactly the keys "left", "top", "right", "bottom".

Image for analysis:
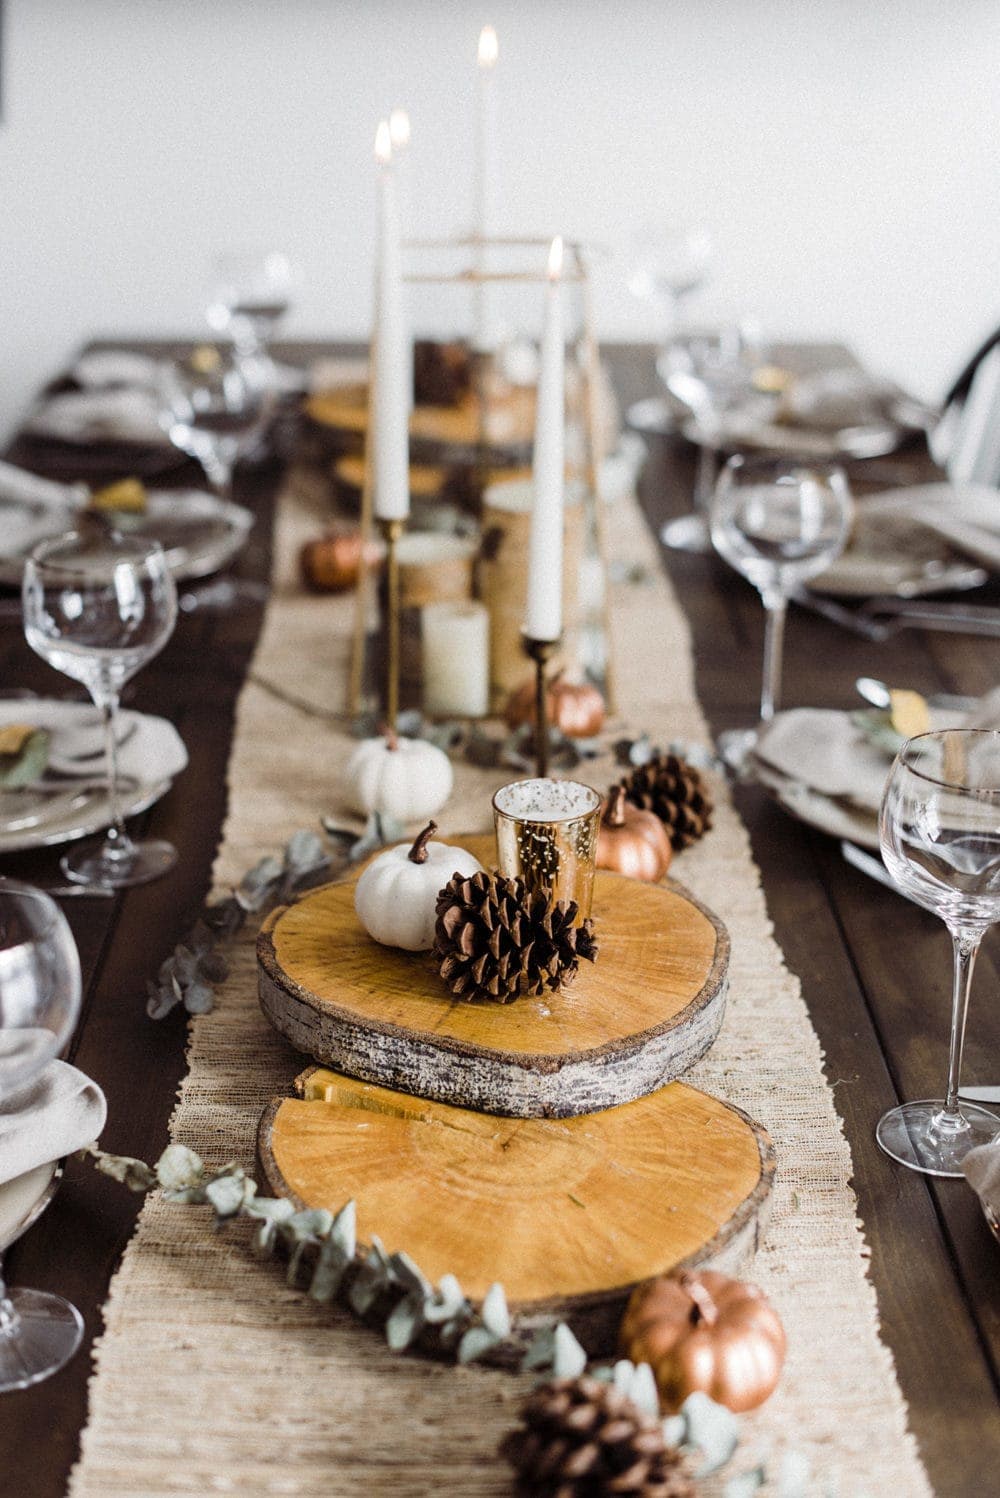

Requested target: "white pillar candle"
[
  {"left": 372, "top": 120, "right": 410, "bottom": 522},
  {"left": 473, "top": 24, "right": 499, "bottom": 351},
  {"left": 524, "top": 236, "right": 565, "bottom": 642},
  {"left": 421, "top": 601, "right": 490, "bottom": 718}
]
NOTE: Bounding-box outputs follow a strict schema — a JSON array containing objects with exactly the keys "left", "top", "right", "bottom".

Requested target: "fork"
[{"left": 791, "top": 589, "right": 1000, "bottom": 641}]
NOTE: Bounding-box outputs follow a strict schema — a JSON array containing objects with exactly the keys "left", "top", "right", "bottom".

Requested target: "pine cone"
[
  {"left": 432, "top": 870, "right": 598, "bottom": 1004},
  {"left": 500, "top": 1375, "right": 695, "bottom": 1498},
  {"left": 619, "top": 753, "right": 713, "bottom": 851}
]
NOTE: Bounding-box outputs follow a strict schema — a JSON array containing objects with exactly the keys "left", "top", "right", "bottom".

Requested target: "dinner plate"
[
  {"left": 748, "top": 754, "right": 881, "bottom": 850},
  {"left": 0, "top": 1159, "right": 60, "bottom": 1252},
  {"left": 680, "top": 413, "right": 906, "bottom": 461},
  {"left": 0, "top": 488, "right": 253, "bottom": 586},
  {"left": 809, "top": 502, "right": 989, "bottom": 599},
  {"left": 0, "top": 700, "right": 188, "bottom": 853}
]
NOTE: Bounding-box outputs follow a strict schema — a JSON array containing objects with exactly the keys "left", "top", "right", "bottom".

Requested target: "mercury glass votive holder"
[{"left": 492, "top": 778, "right": 602, "bottom": 918}]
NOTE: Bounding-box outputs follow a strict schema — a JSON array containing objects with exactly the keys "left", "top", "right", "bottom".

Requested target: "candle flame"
[
  {"left": 374, "top": 119, "right": 392, "bottom": 165},
  {"left": 547, "top": 236, "right": 564, "bottom": 280},
  {"left": 478, "top": 24, "right": 499, "bottom": 68},
  {"left": 389, "top": 108, "right": 411, "bottom": 150}
]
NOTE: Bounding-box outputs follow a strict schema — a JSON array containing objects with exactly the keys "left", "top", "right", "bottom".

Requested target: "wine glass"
[
  {"left": 627, "top": 221, "right": 714, "bottom": 342},
  {"left": 659, "top": 325, "right": 775, "bottom": 553},
  {"left": 159, "top": 347, "right": 270, "bottom": 498},
  {"left": 709, "top": 455, "right": 853, "bottom": 766},
  {"left": 205, "top": 249, "right": 296, "bottom": 363},
  {"left": 23, "top": 530, "right": 178, "bottom": 889},
  {"left": 878, "top": 731, "right": 1000, "bottom": 1176},
  {"left": 0, "top": 880, "right": 84, "bottom": 1389}
]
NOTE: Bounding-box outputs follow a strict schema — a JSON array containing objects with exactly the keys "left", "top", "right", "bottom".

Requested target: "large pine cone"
[
  {"left": 432, "top": 870, "right": 598, "bottom": 1004},
  {"left": 500, "top": 1375, "right": 695, "bottom": 1498},
  {"left": 619, "top": 753, "right": 713, "bottom": 851}
]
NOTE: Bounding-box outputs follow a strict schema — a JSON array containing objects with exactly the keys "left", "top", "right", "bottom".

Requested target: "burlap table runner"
[{"left": 69, "top": 469, "right": 931, "bottom": 1496}]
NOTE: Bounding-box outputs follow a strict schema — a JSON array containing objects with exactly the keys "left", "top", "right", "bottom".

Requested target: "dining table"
[{"left": 0, "top": 338, "right": 998, "bottom": 1498}]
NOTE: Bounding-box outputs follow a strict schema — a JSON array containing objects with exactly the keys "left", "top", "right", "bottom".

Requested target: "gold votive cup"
[{"left": 492, "top": 778, "right": 602, "bottom": 918}]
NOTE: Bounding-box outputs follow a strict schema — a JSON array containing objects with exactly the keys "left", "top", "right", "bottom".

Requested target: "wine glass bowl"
[
  {"left": 22, "top": 530, "right": 178, "bottom": 889},
  {"left": 205, "top": 249, "right": 296, "bottom": 359},
  {"left": 160, "top": 347, "right": 270, "bottom": 497},
  {"left": 0, "top": 880, "right": 84, "bottom": 1390},
  {"left": 710, "top": 456, "right": 853, "bottom": 766},
  {"left": 877, "top": 730, "right": 1000, "bottom": 1177}
]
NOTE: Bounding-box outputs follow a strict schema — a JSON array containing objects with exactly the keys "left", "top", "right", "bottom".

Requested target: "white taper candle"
[
  {"left": 524, "top": 236, "right": 565, "bottom": 642},
  {"left": 372, "top": 120, "right": 410, "bottom": 521}
]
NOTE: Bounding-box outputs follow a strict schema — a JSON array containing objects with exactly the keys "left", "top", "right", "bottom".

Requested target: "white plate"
[
  {"left": 0, "top": 700, "right": 188, "bottom": 853},
  {"left": 680, "top": 413, "right": 905, "bottom": 460},
  {"left": 810, "top": 498, "right": 989, "bottom": 599},
  {"left": 749, "top": 755, "right": 881, "bottom": 850},
  {"left": 0, "top": 1159, "right": 60, "bottom": 1251},
  {"left": 0, "top": 487, "right": 253, "bottom": 586}
]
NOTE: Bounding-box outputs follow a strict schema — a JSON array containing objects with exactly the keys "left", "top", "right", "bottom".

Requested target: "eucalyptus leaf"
[
  {"left": 396, "top": 710, "right": 423, "bottom": 738},
  {"left": 284, "top": 828, "right": 326, "bottom": 873},
  {"left": 90, "top": 1149, "right": 157, "bottom": 1192},
  {"left": 286, "top": 1208, "right": 333, "bottom": 1242},
  {"left": 236, "top": 856, "right": 283, "bottom": 912},
  {"left": 156, "top": 1144, "right": 205, "bottom": 1192},
  {"left": 551, "top": 1322, "right": 587, "bottom": 1378},
  {"left": 522, "top": 1324, "right": 557, "bottom": 1371},
  {"left": 201, "top": 896, "right": 245, "bottom": 939},
  {"left": 184, "top": 980, "right": 216, "bottom": 1015},
  {"left": 610, "top": 1358, "right": 658, "bottom": 1417},
  {"left": 243, "top": 1196, "right": 296, "bottom": 1224},
  {"left": 348, "top": 1261, "right": 386, "bottom": 1317},
  {"left": 423, "top": 1273, "right": 467, "bottom": 1326},
  {"left": 389, "top": 1250, "right": 432, "bottom": 1301},
  {"left": 385, "top": 1291, "right": 424, "bottom": 1351},
  {"left": 205, "top": 1171, "right": 254, "bottom": 1220},
  {"left": 146, "top": 980, "right": 180, "bottom": 1021},
  {"left": 463, "top": 729, "right": 503, "bottom": 768},
  {"left": 196, "top": 949, "right": 229, "bottom": 984},
  {"left": 723, "top": 1468, "right": 765, "bottom": 1498},
  {"left": 309, "top": 1235, "right": 352, "bottom": 1304},
  {"left": 457, "top": 1325, "right": 501, "bottom": 1365},
  {"left": 0, "top": 728, "right": 50, "bottom": 789},
  {"left": 680, "top": 1391, "right": 740, "bottom": 1477},
  {"left": 480, "top": 1281, "right": 511, "bottom": 1339}
]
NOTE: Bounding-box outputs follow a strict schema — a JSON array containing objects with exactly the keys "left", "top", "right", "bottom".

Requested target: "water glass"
[
  {"left": 159, "top": 346, "right": 270, "bottom": 497},
  {"left": 23, "top": 530, "right": 178, "bottom": 889},
  {"left": 877, "top": 730, "right": 1000, "bottom": 1176},
  {"left": 0, "top": 880, "right": 84, "bottom": 1390}
]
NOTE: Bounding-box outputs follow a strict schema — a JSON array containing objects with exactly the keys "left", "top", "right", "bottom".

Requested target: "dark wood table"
[{"left": 1, "top": 342, "right": 997, "bottom": 1497}]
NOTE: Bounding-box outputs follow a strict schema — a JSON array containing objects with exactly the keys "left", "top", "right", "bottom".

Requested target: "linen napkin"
[
  {"left": 0, "top": 1056, "right": 107, "bottom": 1185},
  {"left": 25, "top": 388, "right": 169, "bottom": 446},
  {"left": 72, "top": 350, "right": 164, "bottom": 390},
  {"left": 962, "top": 1139, "right": 1000, "bottom": 1227},
  {"left": 753, "top": 709, "right": 892, "bottom": 812},
  {"left": 0, "top": 458, "right": 87, "bottom": 511},
  {"left": 866, "top": 483, "right": 1000, "bottom": 574}
]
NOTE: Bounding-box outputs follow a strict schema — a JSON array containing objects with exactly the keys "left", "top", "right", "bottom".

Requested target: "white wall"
[{"left": 2, "top": 0, "right": 998, "bottom": 439}]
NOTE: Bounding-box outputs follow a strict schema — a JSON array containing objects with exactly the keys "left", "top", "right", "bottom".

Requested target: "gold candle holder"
[
  {"left": 493, "top": 777, "right": 602, "bottom": 918},
  {"left": 521, "top": 632, "right": 561, "bottom": 778},
  {"left": 379, "top": 516, "right": 406, "bottom": 730}
]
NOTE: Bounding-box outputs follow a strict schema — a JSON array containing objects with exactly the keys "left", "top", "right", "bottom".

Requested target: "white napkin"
[
  {"left": 753, "top": 709, "right": 891, "bottom": 812},
  {"left": 0, "top": 459, "right": 87, "bottom": 511},
  {"left": 25, "top": 388, "right": 169, "bottom": 445},
  {"left": 72, "top": 350, "right": 164, "bottom": 389},
  {"left": 0, "top": 702, "right": 189, "bottom": 788},
  {"left": 866, "top": 483, "right": 1000, "bottom": 574},
  {"left": 0, "top": 1057, "right": 106, "bottom": 1186},
  {"left": 962, "top": 1139, "right": 1000, "bottom": 1223}
]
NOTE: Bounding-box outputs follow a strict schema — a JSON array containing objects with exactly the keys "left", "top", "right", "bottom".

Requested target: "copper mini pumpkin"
[
  {"left": 504, "top": 672, "right": 606, "bottom": 740},
  {"left": 596, "top": 784, "right": 672, "bottom": 883},
  {"left": 299, "top": 526, "right": 381, "bottom": 594},
  {"left": 619, "top": 1269, "right": 786, "bottom": 1413}
]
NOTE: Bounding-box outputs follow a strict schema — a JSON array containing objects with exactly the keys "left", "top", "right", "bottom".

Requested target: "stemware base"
[
  {"left": 0, "top": 1287, "right": 84, "bottom": 1391},
  {"left": 716, "top": 726, "right": 760, "bottom": 777},
  {"left": 876, "top": 1098, "right": 1000, "bottom": 1178},
  {"left": 659, "top": 514, "right": 712, "bottom": 554},
  {"left": 60, "top": 838, "right": 177, "bottom": 890}
]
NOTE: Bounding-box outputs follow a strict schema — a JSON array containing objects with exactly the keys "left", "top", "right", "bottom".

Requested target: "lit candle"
[
  {"left": 372, "top": 120, "right": 410, "bottom": 521},
  {"left": 388, "top": 107, "right": 413, "bottom": 411},
  {"left": 524, "top": 237, "right": 565, "bottom": 642},
  {"left": 422, "top": 601, "right": 490, "bottom": 718},
  {"left": 473, "top": 24, "right": 499, "bottom": 350}
]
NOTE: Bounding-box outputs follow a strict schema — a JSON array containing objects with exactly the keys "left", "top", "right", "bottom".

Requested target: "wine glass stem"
[
  {"left": 693, "top": 441, "right": 716, "bottom": 514},
  {"left": 943, "top": 926, "right": 982, "bottom": 1119},
  {"left": 759, "top": 591, "right": 787, "bottom": 723},
  {"left": 97, "top": 692, "right": 133, "bottom": 861}
]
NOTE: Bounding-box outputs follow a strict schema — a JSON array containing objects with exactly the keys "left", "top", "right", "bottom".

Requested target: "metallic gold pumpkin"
[
  {"left": 619, "top": 1270, "right": 786, "bottom": 1413},
  {"left": 504, "top": 673, "right": 606, "bottom": 740},
  {"left": 596, "top": 784, "right": 672, "bottom": 883}
]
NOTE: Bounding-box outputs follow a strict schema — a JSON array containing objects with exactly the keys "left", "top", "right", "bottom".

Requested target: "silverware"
[
  {"left": 792, "top": 589, "right": 1000, "bottom": 641},
  {"left": 855, "top": 676, "right": 977, "bottom": 716},
  {"left": 32, "top": 883, "right": 116, "bottom": 900}
]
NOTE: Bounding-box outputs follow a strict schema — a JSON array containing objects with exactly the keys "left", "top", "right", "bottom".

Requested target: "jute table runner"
[{"left": 69, "top": 470, "right": 931, "bottom": 1496}]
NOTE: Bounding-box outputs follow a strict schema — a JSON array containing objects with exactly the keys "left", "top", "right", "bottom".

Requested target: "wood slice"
[
  {"left": 257, "top": 836, "right": 730, "bottom": 1118},
  {"left": 258, "top": 1068, "right": 774, "bottom": 1352}
]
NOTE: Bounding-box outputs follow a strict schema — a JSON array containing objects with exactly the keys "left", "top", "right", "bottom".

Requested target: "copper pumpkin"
[
  {"left": 504, "top": 673, "right": 606, "bottom": 740},
  {"left": 300, "top": 526, "right": 380, "bottom": 594},
  {"left": 596, "top": 784, "right": 672, "bottom": 883},
  {"left": 619, "top": 1270, "right": 786, "bottom": 1413}
]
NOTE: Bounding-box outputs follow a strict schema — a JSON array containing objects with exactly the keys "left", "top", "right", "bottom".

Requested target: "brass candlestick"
[
  {"left": 379, "top": 517, "right": 406, "bottom": 731},
  {"left": 521, "top": 632, "right": 561, "bottom": 778}
]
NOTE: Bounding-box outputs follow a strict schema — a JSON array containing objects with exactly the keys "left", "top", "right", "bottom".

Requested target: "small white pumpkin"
[
  {"left": 354, "top": 822, "right": 484, "bottom": 951},
  {"left": 346, "top": 731, "right": 453, "bottom": 825}
]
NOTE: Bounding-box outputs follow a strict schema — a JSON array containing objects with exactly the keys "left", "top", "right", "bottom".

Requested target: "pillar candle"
[
  {"left": 422, "top": 601, "right": 490, "bottom": 718},
  {"left": 524, "top": 236, "right": 565, "bottom": 642},
  {"left": 372, "top": 120, "right": 410, "bottom": 521}
]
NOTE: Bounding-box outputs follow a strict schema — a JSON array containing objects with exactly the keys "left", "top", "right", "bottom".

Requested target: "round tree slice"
[
  {"left": 257, "top": 843, "right": 730, "bottom": 1118},
  {"left": 259, "top": 1068, "right": 774, "bottom": 1349}
]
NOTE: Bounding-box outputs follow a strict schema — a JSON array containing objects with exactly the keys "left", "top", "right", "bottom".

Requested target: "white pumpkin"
[
  {"left": 346, "top": 732, "right": 453, "bottom": 825},
  {"left": 354, "top": 822, "right": 484, "bottom": 951}
]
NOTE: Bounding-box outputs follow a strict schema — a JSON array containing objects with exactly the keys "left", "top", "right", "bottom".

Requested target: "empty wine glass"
[
  {"left": 205, "top": 249, "right": 296, "bottom": 362},
  {"left": 627, "top": 221, "right": 714, "bottom": 340},
  {"left": 0, "top": 880, "right": 84, "bottom": 1389},
  {"left": 710, "top": 455, "right": 853, "bottom": 766},
  {"left": 878, "top": 730, "right": 1000, "bottom": 1176},
  {"left": 23, "top": 530, "right": 178, "bottom": 889},
  {"left": 659, "top": 325, "right": 775, "bottom": 553},
  {"left": 159, "top": 346, "right": 270, "bottom": 498}
]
